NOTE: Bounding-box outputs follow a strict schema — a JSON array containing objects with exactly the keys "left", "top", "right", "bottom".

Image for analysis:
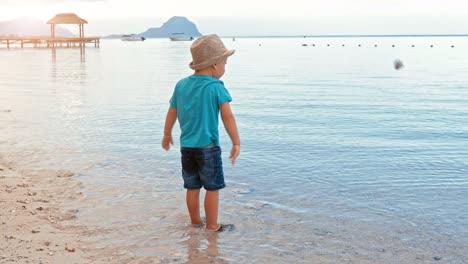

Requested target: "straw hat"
[{"left": 189, "top": 34, "right": 235, "bottom": 70}]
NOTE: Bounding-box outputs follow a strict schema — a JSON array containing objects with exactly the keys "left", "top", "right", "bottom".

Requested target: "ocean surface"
[{"left": 1, "top": 37, "right": 467, "bottom": 263}]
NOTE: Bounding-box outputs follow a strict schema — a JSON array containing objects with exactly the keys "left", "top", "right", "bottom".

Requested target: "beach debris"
[
  {"left": 36, "top": 206, "right": 44, "bottom": 211},
  {"left": 301, "top": 44, "right": 308, "bottom": 46},
  {"left": 44, "top": 241, "right": 51, "bottom": 246},
  {"left": 31, "top": 230, "right": 40, "bottom": 234},
  {"left": 34, "top": 199, "right": 49, "bottom": 203},
  {"left": 393, "top": 59, "right": 404, "bottom": 70},
  {"left": 65, "top": 244, "right": 75, "bottom": 252},
  {"left": 433, "top": 256, "right": 442, "bottom": 261},
  {"left": 17, "top": 183, "right": 30, "bottom": 188}
]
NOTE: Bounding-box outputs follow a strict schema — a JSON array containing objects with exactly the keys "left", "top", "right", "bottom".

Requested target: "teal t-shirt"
[{"left": 169, "top": 75, "right": 232, "bottom": 148}]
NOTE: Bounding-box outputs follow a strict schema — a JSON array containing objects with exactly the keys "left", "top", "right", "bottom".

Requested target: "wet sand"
[{"left": 0, "top": 156, "right": 88, "bottom": 263}]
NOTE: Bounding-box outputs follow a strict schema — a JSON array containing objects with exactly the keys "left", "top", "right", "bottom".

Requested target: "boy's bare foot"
[
  {"left": 206, "top": 224, "right": 235, "bottom": 232},
  {"left": 191, "top": 217, "right": 206, "bottom": 228}
]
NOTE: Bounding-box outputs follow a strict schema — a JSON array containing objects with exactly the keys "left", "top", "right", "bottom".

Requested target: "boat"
[
  {"left": 169, "top": 36, "right": 194, "bottom": 41},
  {"left": 121, "top": 34, "right": 145, "bottom": 41},
  {"left": 169, "top": 33, "right": 194, "bottom": 41}
]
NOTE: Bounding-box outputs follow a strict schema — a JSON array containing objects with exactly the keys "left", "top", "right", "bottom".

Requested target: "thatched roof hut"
[
  {"left": 47, "top": 13, "right": 88, "bottom": 38},
  {"left": 47, "top": 13, "right": 88, "bottom": 25}
]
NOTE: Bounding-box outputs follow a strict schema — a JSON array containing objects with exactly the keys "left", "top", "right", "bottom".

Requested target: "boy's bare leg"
[
  {"left": 205, "top": 190, "right": 220, "bottom": 230},
  {"left": 186, "top": 189, "right": 203, "bottom": 225}
]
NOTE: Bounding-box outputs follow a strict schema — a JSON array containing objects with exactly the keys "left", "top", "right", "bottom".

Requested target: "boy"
[{"left": 162, "top": 34, "right": 240, "bottom": 232}]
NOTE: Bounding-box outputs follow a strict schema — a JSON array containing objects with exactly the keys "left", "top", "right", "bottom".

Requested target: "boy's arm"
[
  {"left": 219, "top": 102, "right": 240, "bottom": 165},
  {"left": 162, "top": 107, "right": 177, "bottom": 151}
]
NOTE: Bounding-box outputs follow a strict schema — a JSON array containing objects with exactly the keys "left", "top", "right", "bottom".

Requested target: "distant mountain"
[
  {"left": 139, "top": 16, "right": 202, "bottom": 38},
  {"left": 0, "top": 17, "right": 73, "bottom": 37},
  {"left": 105, "top": 16, "right": 202, "bottom": 39}
]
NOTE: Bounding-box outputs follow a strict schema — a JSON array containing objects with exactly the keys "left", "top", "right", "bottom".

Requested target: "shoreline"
[{"left": 0, "top": 155, "right": 89, "bottom": 263}]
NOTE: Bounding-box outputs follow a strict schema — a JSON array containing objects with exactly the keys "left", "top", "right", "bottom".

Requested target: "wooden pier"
[{"left": 0, "top": 37, "right": 100, "bottom": 49}]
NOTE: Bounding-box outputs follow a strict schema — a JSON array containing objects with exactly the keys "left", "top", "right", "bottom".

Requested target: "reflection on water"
[
  {"left": 183, "top": 230, "right": 224, "bottom": 264},
  {"left": 1, "top": 38, "right": 468, "bottom": 263},
  {"left": 50, "top": 46, "right": 86, "bottom": 64}
]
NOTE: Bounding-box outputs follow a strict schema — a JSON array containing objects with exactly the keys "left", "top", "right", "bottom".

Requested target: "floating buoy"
[
  {"left": 430, "top": 45, "right": 434, "bottom": 48},
  {"left": 358, "top": 44, "right": 361, "bottom": 47},
  {"left": 302, "top": 44, "right": 308, "bottom": 46},
  {"left": 375, "top": 44, "right": 378, "bottom": 47},
  {"left": 392, "top": 45, "right": 395, "bottom": 47},
  {"left": 393, "top": 59, "right": 404, "bottom": 70},
  {"left": 451, "top": 45, "right": 455, "bottom": 48},
  {"left": 327, "top": 44, "right": 330, "bottom": 46},
  {"left": 411, "top": 45, "right": 415, "bottom": 47},
  {"left": 342, "top": 44, "right": 345, "bottom": 47}
]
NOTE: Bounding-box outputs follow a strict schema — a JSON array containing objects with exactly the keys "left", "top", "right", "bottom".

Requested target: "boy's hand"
[
  {"left": 230, "top": 144, "right": 240, "bottom": 165},
  {"left": 162, "top": 135, "right": 173, "bottom": 151}
]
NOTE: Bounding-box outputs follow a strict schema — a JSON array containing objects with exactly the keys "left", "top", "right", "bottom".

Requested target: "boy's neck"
[{"left": 194, "top": 68, "right": 216, "bottom": 78}]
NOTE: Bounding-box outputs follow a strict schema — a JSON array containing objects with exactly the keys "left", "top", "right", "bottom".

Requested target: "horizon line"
[{"left": 219, "top": 34, "right": 468, "bottom": 38}]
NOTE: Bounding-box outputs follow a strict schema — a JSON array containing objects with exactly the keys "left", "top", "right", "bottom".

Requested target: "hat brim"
[{"left": 189, "top": 49, "right": 235, "bottom": 70}]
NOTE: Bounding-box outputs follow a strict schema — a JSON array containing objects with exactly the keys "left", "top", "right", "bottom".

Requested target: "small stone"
[
  {"left": 31, "top": 230, "right": 40, "bottom": 234},
  {"left": 56, "top": 171, "right": 74, "bottom": 178},
  {"left": 65, "top": 244, "right": 75, "bottom": 252},
  {"left": 433, "top": 256, "right": 442, "bottom": 261}
]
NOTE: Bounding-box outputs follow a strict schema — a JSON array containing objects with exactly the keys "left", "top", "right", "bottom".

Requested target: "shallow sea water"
[{"left": 1, "top": 37, "right": 467, "bottom": 263}]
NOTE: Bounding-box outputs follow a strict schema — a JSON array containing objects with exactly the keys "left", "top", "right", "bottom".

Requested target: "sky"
[{"left": 1, "top": 0, "right": 468, "bottom": 36}]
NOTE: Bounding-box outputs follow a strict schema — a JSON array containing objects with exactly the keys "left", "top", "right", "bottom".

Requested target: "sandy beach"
[{"left": 0, "top": 155, "right": 88, "bottom": 263}]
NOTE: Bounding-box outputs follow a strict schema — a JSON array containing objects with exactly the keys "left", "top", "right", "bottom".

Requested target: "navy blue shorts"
[{"left": 180, "top": 146, "right": 225, "bottom": 191}]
